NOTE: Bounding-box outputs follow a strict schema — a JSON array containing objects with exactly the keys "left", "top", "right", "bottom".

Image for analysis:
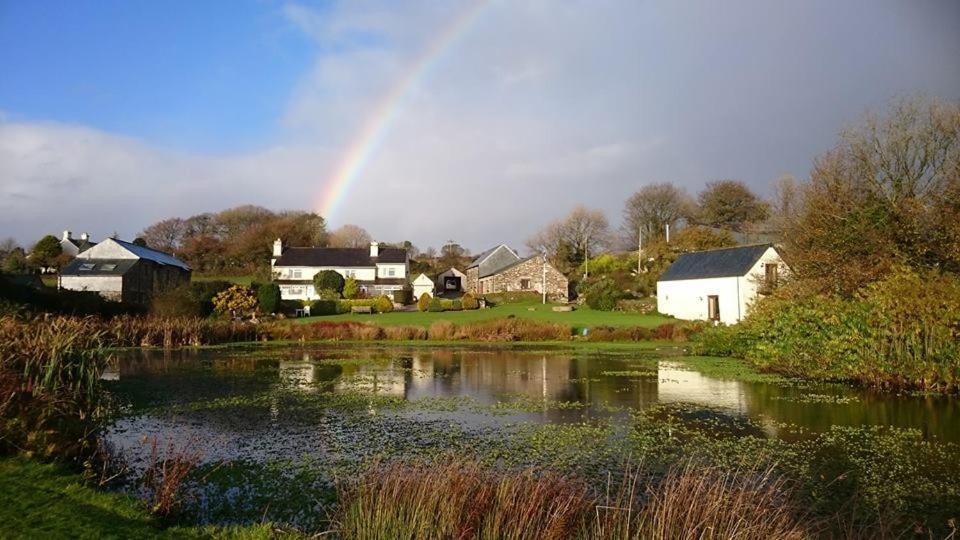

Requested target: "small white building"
[
  {"left": 656, "top": 244, "right": 788, "bottom": 325},
  {"left": 271, "top": 239, "right": 409, "bottom": 301},
  {"left": 59, "top": 230, "right": 96, "bottom": 257},
  {"left": 412, "top": 273, "right": 435, "bottom": 299}
]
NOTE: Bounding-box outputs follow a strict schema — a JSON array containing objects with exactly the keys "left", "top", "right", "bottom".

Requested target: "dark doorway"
[
  {"left": 707, "top": 295, "right": 720, "bottom": 321},
  {"left": 443, "top": 276, "right": 462, "bottom": 292}
]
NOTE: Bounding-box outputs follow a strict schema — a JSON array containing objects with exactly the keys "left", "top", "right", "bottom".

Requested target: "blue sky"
[
  {"left": 0, "top": 0, "right": 316, "bottom": 151},
  {"left": 1, "top": 0, "right": 959, "bottom": 250}
]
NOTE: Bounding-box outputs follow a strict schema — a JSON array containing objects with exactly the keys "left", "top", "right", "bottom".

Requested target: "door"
[{"left": 707, "top": 295, "right": 720, "bottom": 322}]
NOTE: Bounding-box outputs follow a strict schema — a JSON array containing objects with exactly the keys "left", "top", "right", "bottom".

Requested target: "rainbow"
[{"left": 316, "top": 0, "right": 491, "bottom": 222}]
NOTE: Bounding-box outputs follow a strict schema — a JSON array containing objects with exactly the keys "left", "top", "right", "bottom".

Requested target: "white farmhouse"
[
  {"left": 59, "top": 230, "right": 96, "bottom": 257},
  {"left": 271, "top": 239, "right": 409, "bottom": 301},
  {"left": 656, "top": 244, "right": 788, "bottom": 325}
]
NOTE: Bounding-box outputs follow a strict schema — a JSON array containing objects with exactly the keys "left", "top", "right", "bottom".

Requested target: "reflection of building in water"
[
  {"left": 279, "top": 355, "right": 318, "bottom": 391},
  {"left": 333, "top": 361, "right": 408, "bottom": 397},
  {"left": 656, "top": 361, "right": 748, "bottom": 413}
]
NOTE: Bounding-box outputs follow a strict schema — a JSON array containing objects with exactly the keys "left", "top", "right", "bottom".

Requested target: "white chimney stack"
[
  {"left": 272, "top": 238, "right": 283, "bottom": 258},
  {"left": 62, "top": 230, "right": 72, "bottom": 241},
  {"left": 370, "top": 241, "right": 380, "bottom": 258},
  {"left": 80, "top": 232, "right": 89, "bottom": 241}
]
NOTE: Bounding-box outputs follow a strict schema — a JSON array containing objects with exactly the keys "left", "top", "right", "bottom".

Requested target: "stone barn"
[
  {"left": 465, "top": 244, "right": 569, "bottom": 301},
  {"left": 59, "top": 238, "right": 191, "bottom": 304}
]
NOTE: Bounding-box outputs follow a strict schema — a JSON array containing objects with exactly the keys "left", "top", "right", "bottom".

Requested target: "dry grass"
[
  {"left": 331, "top": 459, "right": 815, "bottom": 539},
  {"left": 141, "top": 436, "right": 202, "bottom": 517}
]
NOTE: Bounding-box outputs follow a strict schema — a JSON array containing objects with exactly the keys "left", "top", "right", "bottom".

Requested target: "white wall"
[
  {"left": 275, "top": 266, "right": 377, "bottom": 282},
  {"left": 76, "top": 239, "right": 136, "bottom": 260},
  {"left": 60, "top": 275, "right": 123, "bottom": 300},
  {"left": 657, "top": 276, "right": 743, "bottom": 324},
  {"left": 376, "top": 263, "right": 406, "bottom": 279}
]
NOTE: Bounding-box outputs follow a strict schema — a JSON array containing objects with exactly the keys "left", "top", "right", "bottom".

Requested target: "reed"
[{"left": 332, "top": 459, "right": 814, "bottom": 539}]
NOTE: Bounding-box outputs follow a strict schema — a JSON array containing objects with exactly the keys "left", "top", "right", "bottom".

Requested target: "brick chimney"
[{"left": 369, "top": 241, "right": 380, "bottom": 258}]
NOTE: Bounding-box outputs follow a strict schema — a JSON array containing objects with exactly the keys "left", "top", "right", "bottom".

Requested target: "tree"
[
  {"left": 256, "top": 283, "right": 281, "bottom": 314},
  {"left": 529, "top": 206, "right": 610, "bottom": 279},
  {"left": 767, "top": 174, "right": 801, "bottom": 241},
  {"left": 438, "top": 241, "right": 470, "bottom": 271},
  {"left": 29, "top": 235, "right": 64, "bottom": 270},
  {"left": 621, "top": 183, "right": 694, "bottom": 248},
  {"left": 671, "top": 226, "right": 737, "bottom": 252},
  {"left": 329, "top": 224, "right": 372, "bottom": 248},
  {"left": 694, "top": 180, "right": 770, "bottom": 232},
  {"left": 0, "top": 238, "right": 18, "bottom": 260},
  {"left": 132, "top": 237, "right": 148, "bottom": 247},
  {"left": 313, "top": 270, "right": 345, "bottom": 296},
  {"left": 342, "top": 277, "right": 360, "bottom": 299},
  {"left": 2, "top": 248, "right": 29, "bottom": 274},
  {"left": 138, "top": 218, "right": 186, "bottom": 253},
  {"left": 786, "top": 97, "right": 960, "bottom": 295}
]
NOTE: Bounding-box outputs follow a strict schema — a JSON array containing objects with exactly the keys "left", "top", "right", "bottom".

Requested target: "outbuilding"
[
  {"left": 412, "top": 273, "right": 435, "bottom": 299},
  {"left": 656, "top": 244, "right": 787, "bottom": 325}
]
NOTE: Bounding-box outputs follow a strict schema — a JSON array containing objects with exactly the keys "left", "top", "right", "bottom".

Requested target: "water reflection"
[{"left": 107, "top": 345, "right": 959, "bottom": 442}]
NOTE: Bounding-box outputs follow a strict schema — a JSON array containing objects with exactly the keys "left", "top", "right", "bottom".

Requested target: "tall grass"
[{"left": 332, "top": 459, "right": 814, "bottom": 539}]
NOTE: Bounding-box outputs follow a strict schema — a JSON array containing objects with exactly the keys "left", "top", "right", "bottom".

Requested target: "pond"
[{"left": 102, "top": 344, "right": 960, "bottom": 530}]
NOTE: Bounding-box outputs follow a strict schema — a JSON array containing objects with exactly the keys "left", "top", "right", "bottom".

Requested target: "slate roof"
[
  {"left": 658, "top": 244, "right": 775, "bottom": 282},
  {"left": 66, "top": 238, "right": 97, "bottom": 252},
  {"left": 112, "top": 239, "right": 191, "bottom": 271},
  {"left": 468, "top": 244, "right": 522, "bottom": 277},
  {"left": 274, "top": 247, "right": 407, "bottom": 267},
  {"left": 61, "top": 258, "right": 139, "bottom": 276}
]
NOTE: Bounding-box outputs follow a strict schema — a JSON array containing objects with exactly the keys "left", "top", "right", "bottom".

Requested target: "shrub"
[
  {"left": 393, "top": 286, "right": 413, "bottom": 305},
  {"left": 313, "top": 270, "right": 345, "bottom": 297},
  {"left": 417, "top": 293, "right": 431, "bottom": 312},
  {"left": 456, "top": 319, "right": 570, "bottom": 341},
  {"left": 439, "top": 299, "right": 462, "bottom": 311},
  {"left": 188, "top": 280, "right": 233, "bottom": 316},
  {"left": 342, "top": 277, "right": 360, "bottom": 299},
  {"left": 311, "top": 299, "right": 338, "bottom": 315},
  {"left": 428, "top": 320, "right": 456, "bottom": 340},
  {"left": 428, "top": 297, "right": 444, "bottom": 312},
  {"left": 150, "top": 285, "right": 202, "bottom": 317},
  {"left": 461, "top": 293, "right": 479, "bottom": 310},
  {"left": 256, "top": 283, "right": 281, "bottom": 314},
  {"left": 579, "top": 278, "right": 623, "bottom": 311},
  {"left": 374, "top": 295, "right": 394, "bottom": 313},
  {"left": 212, "top": 285, "right": 258, "bottom": 316},
  {"left": 614, "top": 298, "right": 656, "bottom": 314}
]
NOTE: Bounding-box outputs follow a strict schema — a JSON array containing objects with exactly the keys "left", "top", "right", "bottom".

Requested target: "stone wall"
[{"left": 464, "top": 267, "right": 480, "bottom": 294}]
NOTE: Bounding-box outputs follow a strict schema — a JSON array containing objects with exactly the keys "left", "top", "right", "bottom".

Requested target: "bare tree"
[
  {"left": 621, "top": 183, "right": 694, "bottom": 249},
  {"left": 529, "top": 206, "right": 610, "bottom": 278},
  {"left": 329, "top": 224, "right": 373, "bottom": 248},
  {"left": 138, "top": 218, "right": 187, "bottom": 253}
]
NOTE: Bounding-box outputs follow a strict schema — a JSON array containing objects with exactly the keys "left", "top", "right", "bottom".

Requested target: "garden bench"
[{"left": 351, "top": 305, "right": 373, "bottom": 314}]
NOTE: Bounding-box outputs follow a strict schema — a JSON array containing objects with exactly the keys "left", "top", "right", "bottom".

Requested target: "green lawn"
[
  {"left": 292, "top": 300, "right": 672, "bottom": 330},
  {"left": 191, "top": 275, "right": 256, "bottom": 286},
  {"left": 0, "top": 457, "right": 279, "bottom": 539}
]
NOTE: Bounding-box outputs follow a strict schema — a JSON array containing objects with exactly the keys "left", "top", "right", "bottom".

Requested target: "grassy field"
[
  {"left": 0, "top": 458, "right": 276, "bottom": 539},
  {"left": 292, "top": 300, "right": 672, "bottom": 330},
  {"left": 191, "top": 275, "right": 256, "bottom": 286}
]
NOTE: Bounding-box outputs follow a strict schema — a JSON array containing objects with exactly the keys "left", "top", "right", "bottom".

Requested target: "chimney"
[
  {"left": 80, "top": 232, "right": 89, "bottom": 241},
  {"left": 272, "top": 238, "right": 283, "bottom": 258},
  {"left": 369, "top": 241, "right": 380, "bottom": 258},
  {"left": 62, "top": 230, "right": 72, "bottom": 241}
]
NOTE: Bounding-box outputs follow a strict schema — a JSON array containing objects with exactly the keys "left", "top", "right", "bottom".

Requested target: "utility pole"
[
  {"left": 665, "top": 224, "right": 670, "bottom": 243},
  {"left": 542, "top": 253, "right": 547, "bottom": 305},
  {"left": 637, "top": 226, "right": 643, "bottom": 275},
  {"left": 583, "top": 245, "right": 589, "bottom": 280}
]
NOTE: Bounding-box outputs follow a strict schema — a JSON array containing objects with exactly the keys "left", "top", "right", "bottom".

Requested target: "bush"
[
  {"left": 212, "top": 285, "right": 258, "bottom": 316},
  {"left": 187, "top": 280, "right": 234, "bottom": 316},
  {"left": 428, "top": 297, "right": 444, "bottom": 312},
  {"left": 384, "top": 325, "right": 427, "bottom": 340},
  {"left": 578, "top": 278, "right": 623, "bottom": 311},
  {"left": 374, "top": 295, "right": 394, "bottom": 313},
  {"left": 338, "top": 299, "right": 378, "bottom": 313},
  {"left": 311, "top": 299, "right": 339, "bottom": 315},
  {"left": 439, "top": 299, "right": 461, "bottom": 311},
  {"left": 342, "top": 277, "right": 360, "bottom": 299},
  {"left": 614, "top": 298, "right": 656, "bottom": 314},
  {"left": 393, "top": 286, "right": 413, "bottom": 305},
  {"left": 150, "top": 285, "right": 202, "bottom": 317},
  {"left": 418, "top": 293, "right": 432, "bottom": 312},
  {"left": 313, "top": 270, "right": 345, "bottom": 297},
  {"left": 256, "top": 283, "right": 281, "bottom": 314},
  {"left": 461, "top": 293, "right": 479, "bottom": 310}
]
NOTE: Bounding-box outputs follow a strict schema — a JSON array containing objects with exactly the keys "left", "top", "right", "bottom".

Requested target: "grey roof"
[
  {"left": 112, "top": 239, "right": 191, "bottom": 271},
  {"left": 274, "top": 247, "right": 407, "bottom": 267},
  {"left": 658, "top": 244, "right": 774, "bottom": 282},
  {"left": 468, "top": 244, "right": 522, "bottom": 277},
  {"left": 61, "top": 258, "right": 139, "bottom": 276},
  {"left": 468, "top": 246, "right": 498, "bottom": 268},
  {"left": 65, "top": 238, "right": 97, "bottom": 252}
]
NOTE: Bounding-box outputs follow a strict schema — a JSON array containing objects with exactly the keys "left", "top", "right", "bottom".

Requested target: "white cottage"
[
  {"left": 271, "top": 239, "right": 409, "bottom": 301},
  {"left": 656, "top": 244, "right": 787, "bottom": 325}
]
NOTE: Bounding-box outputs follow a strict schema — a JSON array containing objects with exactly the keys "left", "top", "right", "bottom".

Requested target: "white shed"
[
  {"left": 656, "top": 244, "right": 788, "bottom": 325},
  {"left": 412, "top": 273, "right": 435, "bottom": 299}
]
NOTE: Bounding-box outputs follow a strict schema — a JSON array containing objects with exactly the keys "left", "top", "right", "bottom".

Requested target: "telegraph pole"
[
  {"left": 637, "top": 226, "right": 643, "bottom": 275},
  {"left": 542, "top": 253, "right": 547, "bottom": 305}
]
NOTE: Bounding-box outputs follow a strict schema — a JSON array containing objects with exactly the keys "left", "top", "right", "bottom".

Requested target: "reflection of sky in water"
[{"left": 104, "top": 344, "right": 960, "bottom": 470}]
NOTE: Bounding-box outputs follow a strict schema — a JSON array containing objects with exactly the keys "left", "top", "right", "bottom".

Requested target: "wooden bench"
[{"left": 351, "top": 305, "right": 373, "bottom": 314}]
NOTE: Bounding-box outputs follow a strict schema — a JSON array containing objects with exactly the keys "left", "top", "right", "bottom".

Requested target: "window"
[
  {"left": 764, "top": 263, "right": 779, "bottom": 287},
  {"left": 293, "top": 269, "right": 302, "bottom": 279},
  {"left": 345, "top": 269, "right": 356, "bottom": 278},
  {"left": 520, "top": 279, "right": 530, "bottom": 290},
  {"left": 100, "top": 264, "right": 116, "bottom": 271},
  {"left": 707, "top": 295, "right": 720, "bottom": 321},
  {"left": 387, "top": 267, "right": 396, "bottom": 277},
  {"left": 79, "top": 263, "right": 95, "bottom": 271}
]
